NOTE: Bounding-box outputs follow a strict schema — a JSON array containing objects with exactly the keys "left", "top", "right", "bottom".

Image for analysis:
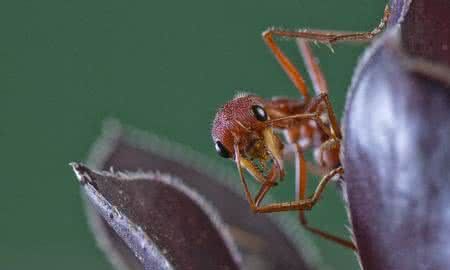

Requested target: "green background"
[{"left": 0, "top": 1, "right": 385, "bottom": 269}]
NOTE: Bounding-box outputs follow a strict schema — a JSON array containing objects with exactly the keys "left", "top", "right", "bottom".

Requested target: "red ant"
[{"left": 211, "top": 6, "right": 390, "bottom": 250}]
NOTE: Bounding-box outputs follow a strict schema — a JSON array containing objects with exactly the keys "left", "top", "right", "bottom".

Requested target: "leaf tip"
[{"left": 70, "top": 162, "right": 95, "bottom": 186}]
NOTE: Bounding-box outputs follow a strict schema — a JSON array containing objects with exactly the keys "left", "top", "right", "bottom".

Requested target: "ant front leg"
[
  {"left": 252, "top": 166, "right": 344, "bottom": 213},
  {"left": 263, "top": 4, "right": 390, "bottom": 97},
  {"left": 265, "top": 5, "right": 390, "bottom": 45},
  {"left": 236, "top": 140, "right": 356, "bottom": 250},
  {"left": 234, "top": 140, "right": 314, "bottom": 213},
  {"left": 263, "top": 28, "right": 311, "bottom": 100},
  {"left": 234, "top": 143, "right": 280, "bottom": 212}
]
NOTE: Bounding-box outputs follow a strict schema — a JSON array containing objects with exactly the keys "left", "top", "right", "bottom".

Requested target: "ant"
[{"left": 211, "top": 5, "right": 391, "bottom": 251}]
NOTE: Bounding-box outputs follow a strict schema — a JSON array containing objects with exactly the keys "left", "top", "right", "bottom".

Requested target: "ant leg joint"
[
  {"left": 262, "top": 29, "right": 273, "bottom": 39},
  {"left": 262, "top": 180, "right": 278, "bottom": 187},
  {"left": 304, "top": 200, "right": 315, "bottom": 210},
  {"left": 246, "top": 201, "right": 260, "bottom": 214}
]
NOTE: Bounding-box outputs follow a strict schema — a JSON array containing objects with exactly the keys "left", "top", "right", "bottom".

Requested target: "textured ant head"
[
  {"left": 212, "top": 94, "right": 267, "bottom": 157},
  {"left": 211, "top": 94, "right": 284, "bottom": 183}
]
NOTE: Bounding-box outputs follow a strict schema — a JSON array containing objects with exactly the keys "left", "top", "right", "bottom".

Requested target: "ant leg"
[
  {"left": 234, "top": 144, "right": 259, "bottom": 209},
  {"left": 297, "top": 39, "right": 328, "bottom": 95},
  {"left": 234, "top": 143, "right": 279, "bottom": 209},
  {"left": 253, "top": 167, "right": 357, "bottom": 251},
  {"left": 239, "top": 158, "right": 277, "bottom": 186},
  {"left": 305, "top": 93, "right": 342, "bottom": 139},
  {"left": 293, "top": 143, "right": 356, "bottom": 250},
  {"left": 272, "top": 4, "right": 390, "bottom": 136},
  {"left": 263, "top": 4, "right": 390, "bottom": 96},
  {"left": 235, "top": 141, "right": 320, "bottom": 213},
  {"left": 253, "top": 153, "right": 323, "bottom": 206},
  {"left": 317, "top": 138, "right": 341, "bottom": 168},
  {"left": 262, "top": 28, "right": 310, "bottom": 99},
  {"left": 252, "top": 167, "right": 343, "bottom": 213},
  {"left": 268, "top": 112, "right": 333, "bottom": 140},
  {"left": 254, "top": 182, "right": 273, "bottom": 207},
  {"left": 254, "top": 165, "right": 280, "bottom": 206},
  {"left": 266, "top": 5, "right": 390, "bottom": 45},
  {"left": 295, "top": 40, "right": 343, "bottom": 139}
]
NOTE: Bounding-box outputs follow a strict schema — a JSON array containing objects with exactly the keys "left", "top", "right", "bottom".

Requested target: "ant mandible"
[{"left": 211, "top": 5, "right": 390, "bottom": 251}]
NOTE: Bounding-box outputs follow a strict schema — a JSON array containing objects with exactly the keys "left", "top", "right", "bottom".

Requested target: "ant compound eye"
[
  {"left": 215, "top": 141, "right": 231, "bottom": 158},
  {"left": 251, "top": 105, "right": 268, "bottom": 121}
]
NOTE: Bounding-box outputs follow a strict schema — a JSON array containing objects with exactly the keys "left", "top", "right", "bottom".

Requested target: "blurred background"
[{"left": 0, "top": 0, "right": 386, "bottom": 269}]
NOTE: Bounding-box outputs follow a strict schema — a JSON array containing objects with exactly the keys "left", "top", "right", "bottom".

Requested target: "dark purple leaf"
[
  {"left": 388, "top": 0, "right": 449, "bottom": 65},
  {"left": 71, "top": 163, "right": 242, "bottom": 270},
  {"left": 387, "top": 0, "right": 411, "bottom": 26},
  {"left": 343, "top": 7, "right": 450, "bottom": 270},
  {"left": 400, "top": 0, "right": 450, "bottom": 65},
  {"left": 83, "top": 120, "right": 322, "bottom": 270},
  {"left": 84, "top": 203, "right": 144, "bottom": 270}
]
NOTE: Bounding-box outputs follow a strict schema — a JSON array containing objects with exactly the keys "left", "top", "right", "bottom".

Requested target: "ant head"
[
  {"left": 212, "top": 94, "right": 284, "bottom": 182},
  {"left": 212, "top": 94, "right": 268, "bottom": 156}
]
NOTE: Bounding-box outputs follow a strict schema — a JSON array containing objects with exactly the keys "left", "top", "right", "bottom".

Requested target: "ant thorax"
[{"left": 265, "top": 97, "right": 330, "bottom": 149}]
